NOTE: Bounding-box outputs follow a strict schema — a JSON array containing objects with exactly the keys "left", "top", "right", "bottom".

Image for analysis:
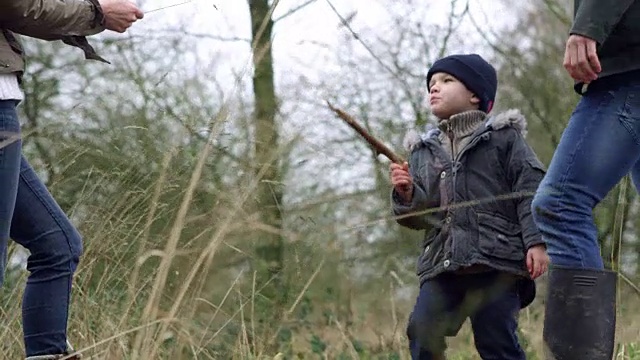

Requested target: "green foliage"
[
  {"left": 618, "top": 343, "right": 640, "bottom": 359},
  {"left": 310, "top": 334, "right": 326, "bottom": 354}
]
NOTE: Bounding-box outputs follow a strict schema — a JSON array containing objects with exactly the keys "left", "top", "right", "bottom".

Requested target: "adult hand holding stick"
[{"left": 326, "top": 101, "right": 413, "bottom": 202}]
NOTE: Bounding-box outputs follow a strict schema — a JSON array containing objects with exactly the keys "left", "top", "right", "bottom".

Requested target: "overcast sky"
[{"left": 128, "top": 0, "right": 514, "bottom": 96}]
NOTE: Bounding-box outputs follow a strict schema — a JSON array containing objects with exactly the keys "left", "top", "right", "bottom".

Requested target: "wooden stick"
[{"left": 326, "top": 101, "right": 405, "bottom": 164}]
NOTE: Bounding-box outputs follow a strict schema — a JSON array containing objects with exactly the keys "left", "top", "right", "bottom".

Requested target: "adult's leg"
[
  {"left": 0, "top": 100, "right": 22, "bottom": 285},
  {"left": 531, "top": 78, "right": 640, "bottom": 359},
  {"left": 407, "top": 274, "right": 464, "bottom": 360},
  {"left": 531, "top": 81, "right": 640, "bottom": 267},
  {"left": 11, "top": 156, "right": 83, "bottom": 357}
]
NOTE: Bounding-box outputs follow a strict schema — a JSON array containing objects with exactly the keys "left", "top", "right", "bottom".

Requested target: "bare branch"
[
  {"left": 542, "top": 0, "right": 572, "bottom": 26},
  {"left": 109, "top": 30, "right": 251, "bottom": 43},
  {"left": 273, "top": 0, "right": 319, "bottom": 22},
  {"left": 437, "top": 0, "right": 470, "bottom": 59},
  {"left": 326, "top": 101, "right": 405, "bottom": 164},
  {"left": 324, "top": 0, "right": 400, "bottom": 80}
]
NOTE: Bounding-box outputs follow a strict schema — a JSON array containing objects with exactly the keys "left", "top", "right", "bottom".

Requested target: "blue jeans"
[
  {"left": 532, "top": 72, "right": 640, "bottom": 269},
  {"left": 407, "top": 271, "right": 525, "bottom": 360},
  {"left": 0, "top": 100, "right": 83, "bottom": 356}
]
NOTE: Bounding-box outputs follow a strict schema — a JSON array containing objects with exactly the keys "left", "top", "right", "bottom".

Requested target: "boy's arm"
[
  {"left": 570, "top": 0, "right": 635, "bottom": 44},
  {"left": 391, "top": 185, "right": 431, "bottom": 230},
  {"left": 506, "top": 132, "right": 546, "bottom": 249},
  {"left": 0, "top": 0, "right": 105, "bottom": 39},
  {"left": 391, "top": 152, "right": 432, "bottom": 230}
]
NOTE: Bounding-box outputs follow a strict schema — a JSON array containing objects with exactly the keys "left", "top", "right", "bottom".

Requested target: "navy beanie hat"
[{"left": 426, "top": 53, "right": 498, "bottom": 113}]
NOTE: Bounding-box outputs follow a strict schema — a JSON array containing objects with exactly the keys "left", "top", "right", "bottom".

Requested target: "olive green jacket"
[{"left": 0, "top": 0, "right": 108, "bottom": 79}]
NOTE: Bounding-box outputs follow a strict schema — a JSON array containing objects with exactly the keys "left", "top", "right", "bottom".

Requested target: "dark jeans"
[
  {"left": 407, "top": 271, "right": 525, "bottom": 360},
  {"left": 532, "top": 72, "right": 640, "bottom": 269},
  {"left": 0, "top": 100, "right": 83, "bottom": 357}
]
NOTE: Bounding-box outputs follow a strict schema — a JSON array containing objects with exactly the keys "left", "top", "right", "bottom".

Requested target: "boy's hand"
[
  {"left": 526, "top": 244, "right": 549, "bottom": 280},
  {"left": 390, "top": 162, "right": 413, "bottom": 203}
]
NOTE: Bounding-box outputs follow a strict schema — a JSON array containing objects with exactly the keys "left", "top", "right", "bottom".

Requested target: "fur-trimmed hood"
[{"left": 402, "top": 109, "right": 528, "bottom": 152}]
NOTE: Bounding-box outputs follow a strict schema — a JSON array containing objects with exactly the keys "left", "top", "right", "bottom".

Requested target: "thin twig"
[
  {"left": 618, "top": 272, "right": 640, "bottom": 296},
  {"left": 273, "top": 0, "right": 318, "bottom": 22},
  {"left": 323, "top": 0, "right": 400, "bottom": 81},
  {"left": 144, "top": 0, "right": 218, "bottom": 13},
  {"left": 326, "top": 101, "right": 405, "bottom": 164}
]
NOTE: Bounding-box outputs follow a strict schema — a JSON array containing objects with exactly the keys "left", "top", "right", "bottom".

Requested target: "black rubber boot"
[{"left": 543, "top": 266, "right": 617, "bottom": 360}]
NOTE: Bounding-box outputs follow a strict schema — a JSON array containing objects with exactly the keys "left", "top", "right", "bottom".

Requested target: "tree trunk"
[{"left": 248, "top": 0, "right": 287, "bottom": 352}]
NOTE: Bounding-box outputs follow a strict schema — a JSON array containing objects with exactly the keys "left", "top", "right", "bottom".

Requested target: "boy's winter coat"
[{"left": 392, "top": 109, "right": 546, "bottom": 288}]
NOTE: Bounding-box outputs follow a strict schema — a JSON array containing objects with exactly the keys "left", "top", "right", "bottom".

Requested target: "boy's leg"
[
  {"left": 468, "top": 282, "right": 525, "bottom": 360},
  {"left": 407, "top": 275, "right": 464, "bottom": 360},
  {"left": 11, "top": 156, "right": 83, "bottom": 357},
  {"left": 456, "top": 272, "right": 525, "bottom": 360},
  {"left": 531, "top": 79, "right": 640, "bottom": 359}
]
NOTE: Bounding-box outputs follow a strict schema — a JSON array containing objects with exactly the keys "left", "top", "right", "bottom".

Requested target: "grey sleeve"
[
  {"left": 506, "top": 132, "right": 546, "bottom": 249},
  {"left": 570, "top": 0, "right": 635, "bottom": 44},
  {"left": 391, "top": 151, "right": 433, "bottom": 230}
]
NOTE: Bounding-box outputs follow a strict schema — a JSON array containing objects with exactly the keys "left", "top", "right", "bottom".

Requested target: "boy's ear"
[{"left": 470, "top": 95, "right": 480, "bottom": 105}]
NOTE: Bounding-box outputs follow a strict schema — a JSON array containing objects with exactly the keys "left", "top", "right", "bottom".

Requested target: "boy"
[{"left": 390, "top": 53, "right": 549, "bottom": 360}]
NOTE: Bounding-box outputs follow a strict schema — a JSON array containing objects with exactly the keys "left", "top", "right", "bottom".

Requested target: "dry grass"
[
  {"left": 2, "top": 217, "right": 638, "bottom": 360},
  {"left": 0, "top": 133, "right": 638, "bottom": 359}
]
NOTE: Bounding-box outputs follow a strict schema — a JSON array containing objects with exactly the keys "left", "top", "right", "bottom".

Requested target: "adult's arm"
[
  {"left": 570, "top": 0, "right": 635, "bottom": 44},
  {"left": 0, "top": 0, "right": 105, "bottom": 40}
]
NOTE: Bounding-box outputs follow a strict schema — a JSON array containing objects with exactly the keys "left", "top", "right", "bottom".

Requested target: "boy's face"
[{"left": 428, "top": 72, "right": 480, "bottom": 119}]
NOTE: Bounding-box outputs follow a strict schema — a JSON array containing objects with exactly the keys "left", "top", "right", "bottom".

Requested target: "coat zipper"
[
  {"left": 447, "top": 128, "right": 485, "bottom": 266},
  {"left": 445, "top": 122, "right": 456, "bottom": 267},
  {"left": 446, "top": 122, "right": 455, "bottom": 158}
]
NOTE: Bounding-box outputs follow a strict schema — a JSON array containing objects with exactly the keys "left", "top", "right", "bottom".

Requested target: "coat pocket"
[
  {"left": 476, "top": 212, "right": 524, "bottom": 261},
  {"left": 417, "top": 223, "right": 445, "bottom": 275}
]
